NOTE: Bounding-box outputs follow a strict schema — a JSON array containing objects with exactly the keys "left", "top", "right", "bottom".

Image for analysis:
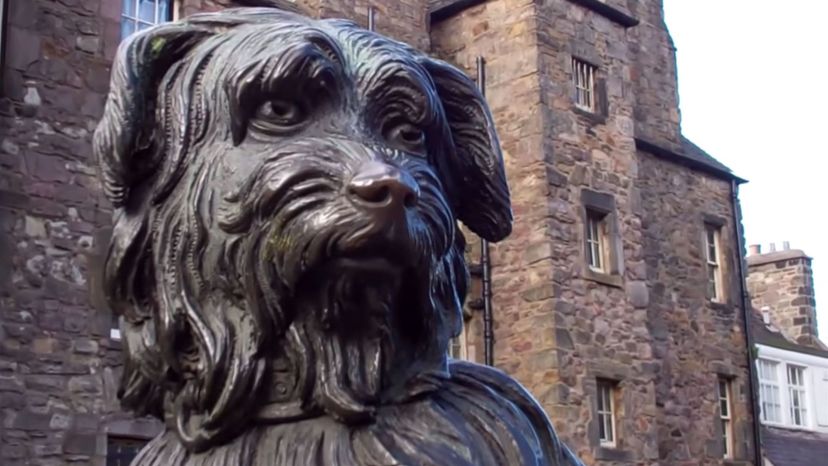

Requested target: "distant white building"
[{"left": 747, "top": 245, "right": 828, "bottom": 465}]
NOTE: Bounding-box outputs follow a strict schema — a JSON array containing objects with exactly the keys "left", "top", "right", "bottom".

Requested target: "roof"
[
  {"left": 679, "top": 136, "right": 736, "bottom": 177},
  {"left": 762, "top": 426, "right": 828, "bottom": 466},
  {"left": 747, "top": 249, "right": 811, "bottom": 267},
  {"left": 634, "top": 136, "right": 747, "bottom": 183},
  {"left": 751, "top": 311, "right": 828, "bottom": 359}
]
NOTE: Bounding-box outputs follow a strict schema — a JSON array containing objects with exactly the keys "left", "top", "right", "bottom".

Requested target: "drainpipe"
[
  {"left": 476, "top": 56, "right": 494, "bottom": 367},
  {"left": 367, "top": 6, "right": 376, "bottom": 32},
  {"left": 731, "top": 179, "right": 763, "bottom": 464}
]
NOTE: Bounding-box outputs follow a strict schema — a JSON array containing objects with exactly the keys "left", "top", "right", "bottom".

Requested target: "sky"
[{"left": 663, "top": 1, "right": 828, "bottom": 340}]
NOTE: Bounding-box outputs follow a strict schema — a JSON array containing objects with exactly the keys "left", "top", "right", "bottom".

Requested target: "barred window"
[{"left": 572, "top": 57, "right": 596, "bottom": 111}]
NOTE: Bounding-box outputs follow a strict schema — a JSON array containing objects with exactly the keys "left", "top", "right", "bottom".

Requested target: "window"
[
  {"left": 572, "top": 57, "right": 597, "bottom": 111},
  {"left": 448, "top": 326, "right": 467, "bottom": 360},
  {"left": 704, "top": 224, "right": 723, "bottom": 302},
  {"left": 586, "top": 210, "right": 608, "bottom": 273},
  {"left": 110, "top": 313, "right": 121, "bottom": 340},
  {"left": 107, "top": 436, "right": 148, "bottom": 466},
  {"left": 718, "top": 378, "right": 733, "bottom": 459},
  {"left": 596, "top": 379, "right": 616, "bottom": 447},
  {"left": 787, "top": 365, "right": 807, "bottom": 427},
  {"left": 121, "top": 0, "right": 175, "bottom": 40},
  {"left": 581, "top": 190, "right": 621, "bottom": 286},
  {"left": 758, "top": 359, "right": 782, "bottom": 423}
]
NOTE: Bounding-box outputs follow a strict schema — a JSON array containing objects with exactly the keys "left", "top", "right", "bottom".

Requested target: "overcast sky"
[{"left": 663, "top": 1, "right": 828, "bottom": 340}]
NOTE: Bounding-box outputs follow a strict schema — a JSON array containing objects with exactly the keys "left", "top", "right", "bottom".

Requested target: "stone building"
[
  {"left": 0, "top": 0, "right": 760, "bottom": 465},
  {"left": 745, "top": 244, "right": 828, "bottom": 466}
]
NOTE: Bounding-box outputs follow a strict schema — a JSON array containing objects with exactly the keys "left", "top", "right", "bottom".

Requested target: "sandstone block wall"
[
  {"left": 0, "top": 1, "right": 163, "bottom": 464},
  {"left": 433, "top": 1, "right": 755, "bottom": 464},
  {"left": 638, "top": 151, "right": 755, "bottom": 463}
]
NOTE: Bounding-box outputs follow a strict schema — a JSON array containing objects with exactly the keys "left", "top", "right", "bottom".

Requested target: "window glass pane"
[
  {"left": 158, "top": 0, "right": 170, "bottom": 21},
  {"left": 121, "top": 20, "right": 136, "bottom": 40},
  {"left": 138, "top": 0, "right": 156, "bottom": 22},
  {"left": 123, "top": 0, "right": 136, "bottom": 15}
]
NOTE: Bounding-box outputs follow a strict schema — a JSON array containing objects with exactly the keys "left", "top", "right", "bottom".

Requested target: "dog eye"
[
  {"left": 384, "top": 122, "right": 426, "bottom": 150},
  {"left": 254, "top": 99, "right": 306, "bottom": 128}
]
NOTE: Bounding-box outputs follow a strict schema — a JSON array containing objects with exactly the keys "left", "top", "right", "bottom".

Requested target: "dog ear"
[
  {"left": 421, "top": 59, "right": 513, "bottom": 242},
  {"left": 94, "top": 23, "right": 210, "bottom": 207}
]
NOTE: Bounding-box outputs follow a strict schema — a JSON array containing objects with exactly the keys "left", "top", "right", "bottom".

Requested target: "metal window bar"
[{"left": 572, "top": 58, "right": 595, "bottom": 111}]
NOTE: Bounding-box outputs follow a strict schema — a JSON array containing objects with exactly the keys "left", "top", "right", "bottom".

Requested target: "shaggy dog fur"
[{"left": 94, "top": 7, "right": 582, "bottom": 466}]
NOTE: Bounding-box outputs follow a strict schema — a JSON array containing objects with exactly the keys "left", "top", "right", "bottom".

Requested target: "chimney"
[
  {"left": 746, "top": 246, "right": 821, "bottom": 348},
  {"left": 769, "top": 242, "right": 777, "bottom": 252},
  {"left": 783, "top": 241, "right": 791, "bottom": 251},
  {"left": 749, "top": 244, "right": 762, "bottom": 256}
]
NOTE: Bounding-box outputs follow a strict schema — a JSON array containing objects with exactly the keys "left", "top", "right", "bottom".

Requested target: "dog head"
[{"left": 94, "top": 7, "right": 511, "bottom": 451}]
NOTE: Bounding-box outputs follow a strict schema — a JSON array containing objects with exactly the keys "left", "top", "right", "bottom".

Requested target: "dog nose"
[{"left": 347, "top": 162, "right": 419, "bottom": 211}]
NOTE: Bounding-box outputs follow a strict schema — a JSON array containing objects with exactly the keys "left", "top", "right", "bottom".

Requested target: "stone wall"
[
  {"left": 0, "top": 0, "right": 164, "bottom": 464},
  {"left": 637, "top": 150, "right": 755, "bottom": 463},
  {"left": 430, "top": 0, "right": 555, "bottom": 415},
  {"left": 747, "top": 248, "right": 820, "bottom": 347},
  {"left": 432, "top": 0, "right": 755, "bottom": 464},
  {"left": 627, "top": 0, "right": 682, "bottom": 149}
]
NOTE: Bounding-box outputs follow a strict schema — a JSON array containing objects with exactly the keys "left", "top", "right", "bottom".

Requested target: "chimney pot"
[{"left": 749, "top": 244, "right": 762, "bottom": 255}]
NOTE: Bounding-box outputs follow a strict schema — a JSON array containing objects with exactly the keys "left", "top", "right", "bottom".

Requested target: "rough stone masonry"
[{"left": 0, "top": 0, "right": 757, "bottom": 465}]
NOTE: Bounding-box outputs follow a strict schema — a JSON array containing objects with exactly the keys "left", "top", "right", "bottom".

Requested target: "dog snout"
[{"left": 347, "top": 161, "right": 419, "bottom": 212}]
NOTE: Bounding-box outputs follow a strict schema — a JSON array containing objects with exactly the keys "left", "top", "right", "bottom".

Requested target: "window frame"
[
  {"left": 704, "top": 224, "right": 724, "bottom": 302},
  {"left": 110, "top": 312, "right": 122, "bottom": 340},
  {"left": 786, "top": 364, "right": 808, "bottom": 428},
  {"left": 121, "top": 0, "right": 176, "bottom": 40},
  {"left": 586, "top": 210, "right": 607, "bottom": 273},
  {"left": 107, "top": 435, "right": 149, "bottom": 466},
  {"left": 581, "top": 189, "right": 622, "bottom": 287},
  {"left": 596, "top": 379, "right": 617, "bottom": 448},
  {"left": 571, "top": 56, "right": 597, "bottom": 112},
  {"left": 756, "top": 357, "right": 814, "bottom": 429},
  {"left": 757, "top": 357, "right": 783, "bottom": 425},
  {"left": 718, "top": 377, "right": 734, "bottom": 459},
  {"left": 448, "top": 325, "right": 468, "bottom": 360},
  {"left": 0, "top": 0, "right": 7, "bottom": 91}
]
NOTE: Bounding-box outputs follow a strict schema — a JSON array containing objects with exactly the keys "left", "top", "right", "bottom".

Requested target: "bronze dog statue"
[{"left": 94, "top": 7, "right": 583, "bottom": 465}]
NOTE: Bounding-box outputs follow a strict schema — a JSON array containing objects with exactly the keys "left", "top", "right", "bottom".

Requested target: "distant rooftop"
[
  {"left": 747, "top": 243, "right": 811, "bottom": 267},
  {"left": 751, "top": 311, "right": 828, "bottom": 358}
]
